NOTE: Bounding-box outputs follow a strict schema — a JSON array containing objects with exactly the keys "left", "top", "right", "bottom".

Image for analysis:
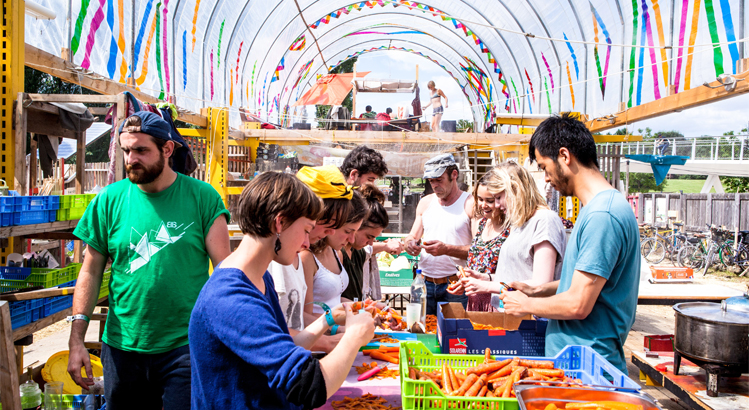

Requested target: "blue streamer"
[
  {"left": 106, "top": 0, "right": 117, "bottom": 79},
  {"left": 636, "top": 4, "right": 647, "bottom": 106},
  {"left": 130, "top": 0, "right": 155, "bottom": 79},
  {"left": 182, "top": 30, "right": 187, "bottom": 90},
  {"left": 527, "top": 88, "right": 532, "bottom": 113},
  {"left": 563, "top": 33, "right": 579, "bottom": 80},
  {"left": 719, "top": 0, "right": 739, "bottom": 74}
]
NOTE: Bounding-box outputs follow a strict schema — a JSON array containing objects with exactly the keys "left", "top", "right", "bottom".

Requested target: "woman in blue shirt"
[{"left": 190, "top": 172, "right": 375, "bottom": 409}]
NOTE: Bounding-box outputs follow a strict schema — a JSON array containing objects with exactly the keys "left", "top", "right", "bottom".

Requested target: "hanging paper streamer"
[
  {"left": 651, "top": 0, "right": 670, "bottom": 86},
  {"left": 544, "top": 77, "right": 552, "bottom": 113},
  {"left": 293, "top": 59, "right": 314, "bottom": 90},
  {"left": 289, "top": 34, "right": 306, "bottom": 51},
  {"left": 719, "top": 0, "right": 739, "bottom": 74},
  {"left": 230, "top": 69, "right": 234, "bottom": 105},
  {"left": 524, "top": 69, "right": 535, "bottom": 104},
  {"left": 106, "top": 0, "right": 118, "bottom": 79},
  {"left": 71, "top": 0, "right": 92, "bottom": 56},
  {"left": 210, "top": 49, "right": 214, "bottom": 100},
  {"left": 271, "top": 57, "right": 285, "bottom": 83},
  {"left": 526, "top": 88, "right": 533, "bottom": 113},
  {"left": 590, "top": 3, "right": 612, "bottom": 98},
  {"left": 641, "top": 0, "right": 662, "bottom": 100},
  {"left": 674, "top": 0, "right": 690, "bottom": 93},
  {"left": 510, "top": 78, "right": 520, "bottom": 113},
  {"left": 154, "top": 1, "right": 165, "bottom": 100},
  {"left": 627, "top": 0, "right": 640, "bottom": 108},
  {"left": 235, "top": 41, "right": 244, "bottom": 84},
  {"left": 261, "top": 73, "right": 268, "bottom": 107},
  {"left": 134, "top": 3, "right": 158, "bottom": 86},
  {"left": 541, "top": 52, "right": 554, "bottom": 91},
  {"left": 563, "top": 33, "right": 579, "bottom": 80},
  {"left": 81, "top": 0, "right": 107, "bottom": 70},
  {"left": 636, "top": 1, "right": 647, "bottom": 106},
  {"left": 115, "top": 0, "right": 127, "bottom": 82},
  {"left": 703, "top": 0, "right": 725, "bottom": 75},
  {"left": 217, "top": 20, "right": 225, "bottom": 68},
  {"left": 684, "top": 0, "right": 701, "bottom": 90},
  {"left": 182, "top": 30, "right": 187, "bottom": 90},
  {"left": 191, "top": 0, "right": 201, "bottom": 51},
  {"left": 162, "top": 0, "right": 171, "bottom": 98},
  {"left": 131, "top": 0, "right": 155, "bottom": 83},
  {"left": 566, "top": 61, "right": 575, "bottom": 109}
]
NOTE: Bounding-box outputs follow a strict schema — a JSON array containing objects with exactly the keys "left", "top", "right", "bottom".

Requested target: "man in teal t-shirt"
[
  {"left": 500, "top": 113, "right": 640, "bottom": 374},
  {"left": 66, "top": 111, "right": 230, "bottom": 409}
]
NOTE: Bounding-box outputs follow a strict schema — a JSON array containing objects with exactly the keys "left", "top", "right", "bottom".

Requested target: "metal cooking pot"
[{"left": 673, "top": 302, "right": 749, "bottom": 367}]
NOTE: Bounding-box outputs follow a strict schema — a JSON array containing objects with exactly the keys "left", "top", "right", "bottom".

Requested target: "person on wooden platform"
[
  {"left": 67, "top": 111, "right": 231, "bottom": 409},
  {"left": 189, "top": 172, "right": 374, "bottom": 409},
  {"left": 499, "top": 113, "right": 640, "bottom": 374},
  {"left": 422, "top": 80, "right": 447, "bottom": 132}
]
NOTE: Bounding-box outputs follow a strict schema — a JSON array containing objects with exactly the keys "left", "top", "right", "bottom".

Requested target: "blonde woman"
[
  {"left": 422, "top": 80, "right": 447, "bottom": 132},
  {"left": 460, "top": 161, "right": 566, "bottom": 302}
]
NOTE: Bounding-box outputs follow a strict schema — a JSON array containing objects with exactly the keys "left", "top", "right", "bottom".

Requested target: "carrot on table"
[
  {"left": 370, "top": 350, "right": 399, "bottom": 364},
  {"left": 467, "top": 358, "right": 513, "bottom": 376},
  {"left": 465, "top": 374, "right": 488, "bottom": 397},
  {"left": 450, "top": 373, "right": 478, "bottom": 396},
  {"left": 379, "top": 345, "right": 400, "bottom": 353},
  {"left": 518, "top": 359, "right": 555, "bottom": 369}
]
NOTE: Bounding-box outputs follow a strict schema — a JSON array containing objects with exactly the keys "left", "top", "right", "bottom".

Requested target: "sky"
[{"left": 352, "top": 52, "right": 749, "bottom": 137}]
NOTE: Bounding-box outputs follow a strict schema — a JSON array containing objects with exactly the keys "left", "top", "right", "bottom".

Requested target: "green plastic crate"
[
  {"left": 57, "top": 206, "right": 86, "bottom": 221},
  {"left": 0, "top": 263, "right": 82, "bottom": 293},
  {"left": 399, "top": 341, "right": 519, "bottom": 410},
  {"left": 98, "top": 269, "right": 111, "bottom": 299},
  {"left": 59, "top": 194, "right": 95, "bottom": 209}
]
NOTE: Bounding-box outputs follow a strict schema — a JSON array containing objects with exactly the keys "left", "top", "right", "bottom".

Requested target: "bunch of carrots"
[
  {"left": 407, "top": 348, "right": 583, "bottom": 399},
  {"left": 355, "top": 361, "right": 399, "bottom": 379},
  {"left": 331, "top": 394, "right": 401, "bottom": 410},
  {"left": 364, "top": 345, "right": 400, "bottom": 364},
  {"left": 425, "top": 315, "right": 437, "bottom": 334},
  {"left": 471, "top": 321, "right": 506, "bottom": 331}
]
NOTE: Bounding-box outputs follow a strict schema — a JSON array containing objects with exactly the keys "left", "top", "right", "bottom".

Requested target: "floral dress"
[{"left": 466, "top": 218, "right": 510, "bottom": 311}]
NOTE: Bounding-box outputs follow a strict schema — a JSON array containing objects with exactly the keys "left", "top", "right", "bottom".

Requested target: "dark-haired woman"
[
  {"left": 341, "top": 185, "right": 391, "bottom": 302},
  {"left": 190, "top": 172, "right": 374, "bottom": 409}
]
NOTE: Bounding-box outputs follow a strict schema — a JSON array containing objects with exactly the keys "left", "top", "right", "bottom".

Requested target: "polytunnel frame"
[{"left": 271, "top": 12, "right": 507, "bottom": 110}]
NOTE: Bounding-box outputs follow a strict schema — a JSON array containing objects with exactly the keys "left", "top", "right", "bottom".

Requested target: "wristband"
[
  {"left": 330, "top": 324, "right": 339, "bottom": 335},
  {"left": 66, "top": 314, "right": 90, "bottom": 323},
  {"left": 314, "top": 302, "right": 336, "bottom": 327}
]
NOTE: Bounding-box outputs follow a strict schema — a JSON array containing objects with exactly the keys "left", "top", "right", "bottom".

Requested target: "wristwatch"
[{"left": 66, "top": 314, "right": 90, "bottom": 323}]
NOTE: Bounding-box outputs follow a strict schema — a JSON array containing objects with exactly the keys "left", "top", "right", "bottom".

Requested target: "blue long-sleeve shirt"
[{"left": 190, "top": 267, "right": 314, "bottom": 409}]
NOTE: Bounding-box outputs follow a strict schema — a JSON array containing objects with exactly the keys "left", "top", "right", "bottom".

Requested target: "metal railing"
[{"left": 606, "top": 136, "right": 749, "bottom": 161}]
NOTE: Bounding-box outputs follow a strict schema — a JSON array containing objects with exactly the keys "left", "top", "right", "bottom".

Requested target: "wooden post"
[
  {"left": 679, "top": 194, "right": 686, "bottom": 226},
  {"left": 0, "top": 301, "right": 22, "bottom": 410},
  {"left": 651, "top": 193, "right": 657, "bottom": 225},
  {"left": 75, "top": 131, "right": 85, "bottom": 194},
  {"left": 706, "top": 193, "right": 713, "bottom": 226},
  {"left": 115, "top": 93, "right": 127, "bottom": 182},
  {"left": 14, "top": 93, "right": 27, "bottom": 195},
  {"left": 637, "top": 193, "right": 644, "bottom": 223},
  {"left": 733, "top": 193, "right": 741, "bottom": 231},
  {"left": 29, "top": 135, "right": 37, "bottom": 195}
]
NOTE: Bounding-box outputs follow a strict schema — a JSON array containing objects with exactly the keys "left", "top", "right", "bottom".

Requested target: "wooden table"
[
  {"left": 321, "top": 351, "right": 402, "bottom": 409},
  {"left": 637, "top": 282, "right": 744, "bottom": 305},
  {"left": 632, "top": 350, "right": 749, "bottom": 410}
]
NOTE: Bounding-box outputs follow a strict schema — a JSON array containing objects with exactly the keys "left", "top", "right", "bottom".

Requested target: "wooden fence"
[{"left": 630, "top": 192, "right": 749, "bottom": 231}]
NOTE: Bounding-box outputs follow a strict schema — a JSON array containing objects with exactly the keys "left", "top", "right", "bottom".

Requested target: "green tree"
[
  {"left": 625, "top": 172, "right": 668, "bottom": 193},
  {"left": 721, "top": 177, "right": 749, "bottom": 193},
  {"left": 456, "top": 119, "right": 473, "bottom": 132},
  {"left": 315, "top": 58, "right": 358, "bottom": 128}
]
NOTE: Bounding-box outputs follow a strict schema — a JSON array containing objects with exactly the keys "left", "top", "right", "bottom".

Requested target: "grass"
[{"left": 661, "top": 179, "right": 715, "bottom": 194}]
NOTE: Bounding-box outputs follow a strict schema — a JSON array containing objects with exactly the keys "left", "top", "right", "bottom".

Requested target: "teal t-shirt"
[
  {"left": 545, "top": 190, "right": 640, "bottom": 373},
  {"left": 74, "top": 174, "right": 230, "bottom": 353}
]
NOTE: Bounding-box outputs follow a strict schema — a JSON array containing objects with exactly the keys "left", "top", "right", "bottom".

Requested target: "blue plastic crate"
[
  {"left": 10, "top": 309, "right": 32, "bottom": 330},
  {"left": 0, "top": 212, "right": 12, "bottom": 227},
  {"left": 0, "top": 266, "right": 31, "bottom": 280},
  {"left": 30, "top": 305, "right": 44, "bottom": 321},
  {"left": 9, "top": 300, "right": 31, "bottom": 315},
  {"left": 0, "top": 196, "right": 17, "bottom": 212},
  {"left": 12, "top": 210, "right": 52, "bottom": 225},
  {"left": 59, "top": 279, "right": 77, "bottom": 288},
  {"left": 48, "top": 295, "right": 74, "bottom": 315}
]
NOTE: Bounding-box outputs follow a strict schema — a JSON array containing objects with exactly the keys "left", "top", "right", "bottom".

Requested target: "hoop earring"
[{"left": 274, "top": 233, "right": 282, "bottom": 254}]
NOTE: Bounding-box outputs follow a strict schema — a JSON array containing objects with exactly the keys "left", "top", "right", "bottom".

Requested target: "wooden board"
[
  {"left": 637, "top": 282, "right": 743, "bottom": 305},
  {"left": 0, "top": 220, "right": 79, "bottom": 239},
  {"left": 632, "top": 351, "right": 749, "bottom": 410}
]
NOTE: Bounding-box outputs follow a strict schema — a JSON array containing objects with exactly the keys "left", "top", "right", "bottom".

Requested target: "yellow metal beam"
[
  {"left": 593, "top": 134, "right": 642, "bottom": 143},
  {"left": 177, "top": 128, "right": 209, "bottom": 139},
  {"left": 204, "top": 108, "right": 229, "bottom": 208}
]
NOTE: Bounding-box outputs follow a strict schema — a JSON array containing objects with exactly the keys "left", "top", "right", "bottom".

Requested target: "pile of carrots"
[
  {"left": 534, "top": 403, "right": 643, "bottom": 410},
  {"left": 355, "top": 361, "right": 399, "bottom": 380},
  {"left": 331, "top": 394, "right": 401, "bottom": 410},
  {"left": 364, "top": 345, "right": 400, "bottom": 364},
  {"left": 407, "top": 348, "right": 583, "bottom": 399},
  {"left": 425, "top": 315, "right": 437, "bottom": 334},
  {"left": 352, "top": 299, "right": 405, "bottom": 331},
  {"left": 471, "top": 321, "right": 506, "bottom": 331}
]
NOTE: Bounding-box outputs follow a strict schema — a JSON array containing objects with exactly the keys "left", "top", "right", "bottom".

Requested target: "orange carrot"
[
  {"left": 466, "top": 358, "right": 513, "bottom": 376},
  {"left": 485, "top": 359, "right": 516, "bottom": 378},
  {"left": 448, "top": 366, "right": 460, "bottom": 392},
  {"left": 465, "top": 374, "right": 488, "bottom": 397},
  {"left": 478, "top": 385, "right": 488, "bottom": 397},
  {"left": 529, "top": 368, "right": 565, "bottom": 378},
  {"left": 450, "top": 373, "right": 478, "bottom": 396},
  {"left": 442, "top": 362, "right": 453, "bottom": 393},
  {"left": 378, "top": 345, "right": 400, "bottom": 353},
  {"left": 500, "top": 377, "right": 512, "bottom": 398},
  {"left": 455, "top": 371, "right": 467, "bottom": 383},
  {"left": 370, "top": 350, "right": 399, "bottom": 364},
  {"left": 518, "top": 359, "right": 555, "bottom": 369},
  {"left": 484, "top": 348, "right": 492, "bottom": 363}
]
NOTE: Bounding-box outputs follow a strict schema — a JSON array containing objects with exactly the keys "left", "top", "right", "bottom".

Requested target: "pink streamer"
[
  {"left": 674, "top": 0, "right": 689, "bottom": 93},
  {"left": 541, "top": 52, "right": 555, "bottom": 91},
  {"left": 162, "top": 0, "right": 171, "bottom": 97},
  {"left": 210, "top": 49, "right": 214, "bottom": 100},
  {"left": 236, "top": 41, "right": 244, "bottom": 84},
  {"left": 81, "top": 0, "right": 107, "bottom": 69},
  {"left": 643, "top": 2, "right": 662, "bottom": 99}
]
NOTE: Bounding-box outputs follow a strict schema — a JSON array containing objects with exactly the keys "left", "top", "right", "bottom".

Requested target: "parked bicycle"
[
  {"left": 640, "top": 222, "right": 687, "bottom": 265},
  {"left": 678, "top": 225, "right": 738, "bottom": 275}
]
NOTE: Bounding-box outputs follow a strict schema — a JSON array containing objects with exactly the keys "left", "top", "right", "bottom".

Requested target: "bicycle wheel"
[
  {"left": 678, "top": 245, "right": 705, "bottom": 270},
  {"left": 668, "top": 235, "right": 688, "bottom": 264},
  {"left": 734, "top": 246, "right": 749, "bottom": 272},
  {"left": 642, "top": 239, "right": 666, "bottom": 264},
  {"left": 719, "top": 243, "right": 737, "bottom": 269}
]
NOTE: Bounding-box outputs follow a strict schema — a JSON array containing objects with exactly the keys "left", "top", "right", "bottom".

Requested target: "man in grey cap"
[{"left": 405, "top": 153, "right": 474, "bottom": 314}]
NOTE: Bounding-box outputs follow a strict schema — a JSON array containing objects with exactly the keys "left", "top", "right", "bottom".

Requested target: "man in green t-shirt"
[{"left": 67, "top": 111, "right": 230, "bottom": 409}]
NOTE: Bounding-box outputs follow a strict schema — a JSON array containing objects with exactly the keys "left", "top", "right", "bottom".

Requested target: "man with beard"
[
  {"left": 405, "top": 154, "right": 473, "bottom": 314},
  {"left": 67, "top": 111, "right": 230, "bottom": 408},
  {"left": 499, "top": 113, "right": 639, "bottom": 374}
]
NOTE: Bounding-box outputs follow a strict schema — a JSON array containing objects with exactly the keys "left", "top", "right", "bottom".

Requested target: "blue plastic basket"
[
  {"left": 48, "top": 295, "right": 74, "bottom": 315},
  {"left": 0, "top": 197, "right": 17, "bottom": 213},
  {"left": 12, "top": 209, "right": 55, "bottom": 225},
  {"left": 0, "top": 212, "right": 12, "bottom": 227},
  {"left": 10, "top": 309, "right": 32, "bottom": 330}
]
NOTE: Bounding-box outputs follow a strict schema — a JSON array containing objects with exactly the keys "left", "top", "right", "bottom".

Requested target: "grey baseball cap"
[{"left": 423, "top": 153, "right": 457, "bottom": 179}]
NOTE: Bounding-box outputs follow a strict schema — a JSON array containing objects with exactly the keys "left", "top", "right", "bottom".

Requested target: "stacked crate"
[
  {"left": 0, "top": 195, "right": 59, "bottom": 227},
  {"left": 57, "top": 193, "right": 96, "bottom": 221}
]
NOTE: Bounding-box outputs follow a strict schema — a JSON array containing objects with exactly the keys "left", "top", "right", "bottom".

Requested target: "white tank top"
[
  {"left": 419, "top": 191, "right": 472, "bottom": 278},
  {"left": 312, "top": 252, "right": 350, "bottom": 314}
]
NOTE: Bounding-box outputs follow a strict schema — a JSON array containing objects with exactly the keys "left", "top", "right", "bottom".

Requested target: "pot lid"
[{"left": 673, "top": 302, "right": 749, "bottom": 325}]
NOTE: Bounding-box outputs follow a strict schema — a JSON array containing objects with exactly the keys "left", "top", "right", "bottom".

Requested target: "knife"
[{"left": 357, "top": 364, "right": 387, "bottom": 381}]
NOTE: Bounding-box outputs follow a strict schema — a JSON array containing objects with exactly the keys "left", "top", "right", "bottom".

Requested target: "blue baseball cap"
[{"left": 118, "top": 111, "right": 182, "bottom": 148}]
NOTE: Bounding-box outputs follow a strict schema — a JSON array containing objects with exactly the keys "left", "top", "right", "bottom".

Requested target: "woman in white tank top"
[{"left": 303, "top": 191, "right": 368, "bottom": 319}]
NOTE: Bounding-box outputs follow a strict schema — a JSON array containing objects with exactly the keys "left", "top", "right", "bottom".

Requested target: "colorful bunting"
[
  {"left": 182, "top": 30, "right": 187, "bottom": 90},
  {"left": 563, "top": 33, "right": 579, "bottom": 80},
  {"left": 290, "top": 35, "right": 306, "bottom": 51},
  {"left": 81, "top": 0, "right": 107, "bottom": 70},
  {"left": 271, "top": 57, "right": 285, "bottom": 83},
  {"left": 524, "top": 69, "right": 535, "bottom": 104},
  {"left": 627, "top": 0, "right": 639, "bottom": 107},
  {"left": 591, "top": 2, "right": 612, "bottom": 98},
  {"left": 192, "top": 0, "right": 201, "bottom": 52},
  {"left": 71, "top": 0, "right": 92, "bottom": 56},
  {"left": 684, "top": 0, "right": 701, "bottom": 90}
]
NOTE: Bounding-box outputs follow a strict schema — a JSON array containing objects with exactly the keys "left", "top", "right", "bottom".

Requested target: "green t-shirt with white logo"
[{"left": 74, "top": 173, "right": 230, "bottom": 353}]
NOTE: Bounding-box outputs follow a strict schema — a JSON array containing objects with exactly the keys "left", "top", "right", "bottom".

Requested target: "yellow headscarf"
[{"left": 296, "top": 165, "right": 353, "bottom": 200}]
